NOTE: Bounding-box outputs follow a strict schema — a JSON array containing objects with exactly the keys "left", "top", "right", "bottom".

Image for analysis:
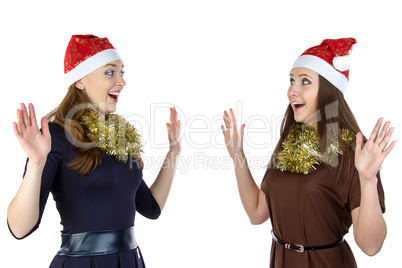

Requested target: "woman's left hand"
[
  {"left": 166, "top": 107, "right": 181, "bottom": 155},
  {"left": 355, "top": 118, "right": 397, "bottom": 182}
]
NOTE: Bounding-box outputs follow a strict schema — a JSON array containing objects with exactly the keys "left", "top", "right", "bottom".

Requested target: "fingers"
[
  {"left": 167, "top": 108, "right": 174, "bottom": 131},
  {"left": 223, "top": 110, "right": 231, "bottom": 131},
  {"left": 20, "top": 103, "right": 31, "bottom": 127},
  {"left": 380, "top": 126, "right": 396, "bottom": 155},
  {"left": 229, "top": 108, "right": 238, "bottom": 131},
  {"left": 12, "top": 122, "right": 22, "bottom": 139},
  {"left": 167, "top": 107, "right": 181, "bottom": 143},
  {"left": 240, "top": 124, "right": 245, "bottom": 141},
  {"left": 220, "top": 124, "right": 226, "bottom": 134},
  {"left": 15, "top": 108, "right": 25, "bottom": 132},
  {"left": 222, "top": 108, "right": 241, "bottom": 133},
  {"left": 370, "top": 119, "right": 396, "bottom": 151},
  {"left": 368, "top": 118, "right": 383, "bottom": 142},
  {"left": 373, "top": 120, "right": 389, "bottom": 144},
  {"left": 220, "top": 125, "right": 229, "bottom": 142},
  {"left": 15, "top": 103, "right": 41, "bottom": 139},
  {"left": 377, "top": 123, "right": 392, "bottom": 149},
  {"left": 169, "top": 107, "right": 179, "bottom": 128},
  {"left": 169, "top": 108, "right": 173, "bottom": 125},
  {"left": 364, "top": 118, "right": 397, "bottom": 156},
  {"left": 383, "top": 140, "right": 397, "bottom": 156},
  {"left": 16, "top": 103, "right": 37, "bottom": 132},
  {"left": 172, "top": 107, "right": 177, "bottom": 124},
  {"left": 222, "top": 108, "right": 245, "bottom": 150},
  {"left": 29, "top": 103, "right": 38, "bottom": 129}
]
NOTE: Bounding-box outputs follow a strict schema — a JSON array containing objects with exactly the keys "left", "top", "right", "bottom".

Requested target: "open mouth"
[
  {"left": 108, "top": 91, "right": 120, "bottom": 101},
  {"left": 293, "top": 102, "right": 305, "bottom": 110},
  {"left": 293, "top": 101, "right": 305, "bottom": 109}
]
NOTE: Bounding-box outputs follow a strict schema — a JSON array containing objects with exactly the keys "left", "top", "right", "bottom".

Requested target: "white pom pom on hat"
[{"left": 332, "top": 55, "right": 353, "bottom": 72}]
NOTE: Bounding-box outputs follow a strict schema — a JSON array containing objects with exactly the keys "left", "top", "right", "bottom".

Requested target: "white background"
[{"left": 1, "top": 0, "right": 401, "bottom": 267}]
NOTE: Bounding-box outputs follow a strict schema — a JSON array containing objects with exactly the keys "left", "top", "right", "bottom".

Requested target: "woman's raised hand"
[
  {"left": 221, "top": 108, "right": 245, "bottom": 160},
  {"left": 12, "top": 103, "right": 51, "bottom": 165},
  {"left": 166, "top": 107, "right": 181, "bottom": 155},
  {"left": 355, "top": 118, "right": 397, "bottom": 182}
]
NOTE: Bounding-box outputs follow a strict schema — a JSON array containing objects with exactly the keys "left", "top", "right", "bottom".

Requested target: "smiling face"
[
  {"left": 288, "top": 67, "right": 320, "bottom": 125},
  {"left": 75, "top": 60, "right": 126, "bottom": 114}
]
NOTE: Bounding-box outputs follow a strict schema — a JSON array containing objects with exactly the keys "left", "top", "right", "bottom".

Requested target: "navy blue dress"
[{"left": 9, "top": 123, "right": 161, "bottom": 267}]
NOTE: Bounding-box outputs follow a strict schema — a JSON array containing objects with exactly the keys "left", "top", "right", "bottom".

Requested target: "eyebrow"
[
  {"left": 289, "top": 73, "right": 313, "bottom": 79},
  {"left": 104, "top": 63, "right": 124, "bottom": 68}
]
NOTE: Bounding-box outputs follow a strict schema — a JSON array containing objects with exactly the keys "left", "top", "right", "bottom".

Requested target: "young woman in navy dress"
[{"left": 8, "top": 35, "right": 181, "bottom": 268}]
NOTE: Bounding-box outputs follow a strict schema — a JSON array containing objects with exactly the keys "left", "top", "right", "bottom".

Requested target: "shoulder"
[
  {"left": 48, "top": 122, "right": 69, "bottom": 146},
  {"left": 48, "top": 122, "right": 65, "bottom": 135},
  {"left": 48, "top": 122, "right": 74, "bottom": 142},
  {"left": 47, "top": 122, "right": 70, "bottom": 159}
]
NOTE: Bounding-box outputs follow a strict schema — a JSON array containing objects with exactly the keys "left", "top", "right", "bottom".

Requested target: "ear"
[{"left": 75, "top": 80, "right": 85, "bottom": 90}]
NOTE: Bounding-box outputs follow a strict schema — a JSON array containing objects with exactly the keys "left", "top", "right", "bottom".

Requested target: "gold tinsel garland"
[
  {"left": 80, "top": 109, "right": 143, "bottom": 162},
  {"left": 275, "top": 124, "right": 355, "bottom": 174}
]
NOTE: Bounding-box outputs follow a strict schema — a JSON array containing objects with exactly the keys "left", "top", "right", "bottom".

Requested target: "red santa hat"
[
  {"left": 291, "top": 38, "right": 357, "bottom": 94},
  {"left": 64, "top": 35, "right": 121, "bottom": 87}
]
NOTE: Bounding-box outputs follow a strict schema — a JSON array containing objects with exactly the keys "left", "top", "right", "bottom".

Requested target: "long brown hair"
[
  {"left": 266, "top": 75, "right": 365, "bottom": 182},
  {"left": 47, "top": 85, "right": 102, "bottom": 176}
]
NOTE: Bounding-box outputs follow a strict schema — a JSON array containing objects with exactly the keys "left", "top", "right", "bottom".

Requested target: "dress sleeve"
[
  {"left": 348, "top": 164, "right": 386, "bottom": 214},
  {"left": 8, "top": 123, "right": 68, "bottom": 239},
  {"left": 135, "top": 179, "right": 161, "bottom": 220}
]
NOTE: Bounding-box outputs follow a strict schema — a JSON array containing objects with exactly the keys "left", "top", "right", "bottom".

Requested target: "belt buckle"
[
  {"left": 293, "top": 244, "right": 304, "bottom": 253},
  {"left": 285, "top": 243, "right": 305, "bottom": 253}
]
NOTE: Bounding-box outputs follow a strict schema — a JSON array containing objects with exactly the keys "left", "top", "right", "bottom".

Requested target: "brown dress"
[{"left": 261, "top": 149, "right": 385, "bottom": 268}]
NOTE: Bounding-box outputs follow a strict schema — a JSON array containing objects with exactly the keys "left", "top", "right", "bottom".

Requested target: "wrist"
[
  {"left": 28, "top": 157, "right": 47, "bottom": 168},
  {"left": 234, "top": 151, "right": 247, "bottom": 168},
  {"left": 167, "top": 148, "right": 180, "bottom": 158},
  {"left": 359, "top": 174, "right": 378, "bottom": 187},
  {"left": 27, "top": 158, "right": 47, "bottom": 174}
]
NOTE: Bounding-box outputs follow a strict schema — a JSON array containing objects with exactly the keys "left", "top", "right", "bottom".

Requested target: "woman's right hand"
[
  {"left": 221, "top": 108, "right": 245, "bottom": 160},
  {"left": 13, "top": 103, "right": 51, "bottom": 165}
]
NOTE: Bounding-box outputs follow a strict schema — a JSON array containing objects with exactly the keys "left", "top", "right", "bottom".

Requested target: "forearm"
[
  {"left": 150, "top": 150, "right": 178, "bottom": 211},
  {"left": 354, "top": 176, "right": 386, "bottom": 256},
  {"left": 7, "top": 160, "right": 45, "bottom": 238},
  {"left": 234, "top": 153, "right": 268, "bottom": 224}
]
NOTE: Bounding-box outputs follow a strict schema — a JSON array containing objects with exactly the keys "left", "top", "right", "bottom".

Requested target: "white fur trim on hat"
[
  {"left": 64, "top": 49, "right": 122, "bottom": 87},
  {"left": 291, "top": 55, "right": 349, "bottom": 94}
]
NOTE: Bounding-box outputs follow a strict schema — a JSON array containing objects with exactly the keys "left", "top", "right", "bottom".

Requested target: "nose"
[
  {"left": 117, "top": 74, "right": 126, "bottom": 87},
  {"left": 288, "top": 84, "right": 300, "bottom": 97}
]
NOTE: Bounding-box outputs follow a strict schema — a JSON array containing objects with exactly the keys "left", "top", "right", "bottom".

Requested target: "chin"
[
  {"left": 106, "top": 104, "right": 117, "bottom": 114},
  {"left": 294, "top": 116, "right": 306, "bottom": 123}
]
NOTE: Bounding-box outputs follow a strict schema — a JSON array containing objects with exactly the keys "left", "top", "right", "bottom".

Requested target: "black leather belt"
[
  {"left": 57, "top": 226, "right": 137, "bottom": 257},
  {"left": 271, "top": 230, "right": 344, "bottom": 253}
]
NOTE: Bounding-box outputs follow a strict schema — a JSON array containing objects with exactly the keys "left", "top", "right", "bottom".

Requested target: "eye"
[
  {"left": 120, "top": 70, "right": 125, "bottom": 77},
  {"left": 105, "top": 70, "right": 114, "bottom": 76},
  {"left": 302, "top": 78, "right": 311, "bottom": 85},
  {"left": 290, "top": 78, "right": 295, "bottom": 85}
]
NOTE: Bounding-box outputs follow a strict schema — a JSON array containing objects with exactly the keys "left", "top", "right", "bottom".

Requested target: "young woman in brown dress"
[{"left": 221, "top": 38, "right": 396, "bottom": 267}]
